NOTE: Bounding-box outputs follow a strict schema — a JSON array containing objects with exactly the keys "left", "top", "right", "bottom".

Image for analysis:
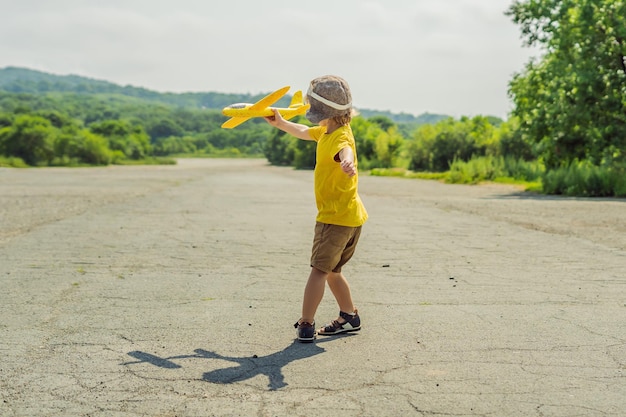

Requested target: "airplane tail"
[{"left": 289, "top": 91, "right": 304, "bottom": 108}]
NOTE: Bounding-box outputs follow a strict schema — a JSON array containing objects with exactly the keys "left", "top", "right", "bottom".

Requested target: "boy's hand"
[
  {"left": 264, "top": 109, "right": 313, "bottom": 140},
  {"left": 264, "top": 108, "right": 284, "bottom": 127},
  {"left": 340, "top": 159, "right": 357, "bottom": 177}
]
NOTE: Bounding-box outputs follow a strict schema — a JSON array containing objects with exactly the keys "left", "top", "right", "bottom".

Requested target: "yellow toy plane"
[{"left": 221, "top": 86, "right": 310, "bottom": 129}]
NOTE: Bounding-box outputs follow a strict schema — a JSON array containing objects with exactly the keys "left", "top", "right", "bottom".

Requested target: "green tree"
[
  {"left": 372, "top": 126, "right": 404, "bottom": 168},
  {"left": 0, "top": 112, "right": 13, "bottom": 128},
  {"left": 0, "top": 114, "right": 56, "bottom": 165},
  {"left": 406, "top": 123, "right": 437, "bottom": 171},
  {"left": 350, "top": 117, "right": 378, "bottom": 166},
  {"left": 35, "top": 110, "right": 76, "bottom": 129},
  {"left": 368, "top": 115, "right": 395, "bottom": 131},
  {"left": 153, "top": 135, "right": 197, "bottom": 156},
  {"left": 292, "top": 138, "right": 317, "bottom": 169},
  {"left": 54, "top": 126, "right": 112, "bottom": 165},
  {"left": 497, "top": 117, "right": 535, "bottom": 160},
  {"left": 428, "top": 120, "right": 476, "bottom": 171},
  {"left": 89, "top": 119, "right": 151, "bottom": 159},
  {"left": 264, "top": 128, "right": 296, "bottom": 166},
  {"left": 146, "top": 118, "right": 185, "bottom": 141},
  {"left": 507, "top": 0, "right": 626, "bottom": 168},
  {"left": 351, "top": 117, "right": 404, "bottom": 169},
  {"left": 407, "top": 117, "right": 492, "bottom": 172}
]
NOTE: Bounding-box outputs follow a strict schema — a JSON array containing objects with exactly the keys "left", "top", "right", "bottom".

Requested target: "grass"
[
  {"left": 370, "top": 167, "right": 448, "bottom": 181},
  {"left": 114, "top": 156, "right": 177, "bottom": 165},
  {"left": 0, "top": 155, "right": 177, "bottom": 167},
  {"left": 171, "top": 152, "right": 265, "bottom": 159},
  {"left": 447, "top": 156, "right": 543, "bottom": 185},
  {"left": 370, "top": 157, "right": 544, "bottom": 193},
  {"left": 370, "top": 157, "right": 626, "bottom": 197},
  {"left": 0, "top": 156, "right": 28, "bottom": 167}
]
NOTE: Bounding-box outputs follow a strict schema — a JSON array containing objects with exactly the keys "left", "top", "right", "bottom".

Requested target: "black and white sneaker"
[
  {"left": 294, "top": 321, "right": 316, "bottom": 343},
  {"left": 318, "top": 309, "right": 361, "bottom": 336}
]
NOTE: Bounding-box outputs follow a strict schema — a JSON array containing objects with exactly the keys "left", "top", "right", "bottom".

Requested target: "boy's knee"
[{"left": 310, "top": 266, "right": 329, "bottom": 278}]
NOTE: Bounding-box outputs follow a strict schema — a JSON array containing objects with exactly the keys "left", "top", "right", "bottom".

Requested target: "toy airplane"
[{"left": 221, "top": 86, "right": 310, "bottom": 129}]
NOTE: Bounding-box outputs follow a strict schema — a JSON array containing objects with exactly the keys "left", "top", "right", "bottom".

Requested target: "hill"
[
  {"left": 0, "top": 66, "right": 292, "bottom": 109},
  {"left": 0, "top": 66, "right": 449, "bottom": 125}
]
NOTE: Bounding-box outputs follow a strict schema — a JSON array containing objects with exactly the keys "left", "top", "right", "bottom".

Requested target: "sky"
[{"left": 0, "top": 0, "right": 540, "bottom": 119}]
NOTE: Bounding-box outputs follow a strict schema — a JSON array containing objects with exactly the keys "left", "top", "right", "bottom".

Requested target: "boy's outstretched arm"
[
  {"left": 264, "top": 109, "right": 313, "bottom": 141},
  {"left": 338, "top": 147, "right": 357, "bottom": 177}
]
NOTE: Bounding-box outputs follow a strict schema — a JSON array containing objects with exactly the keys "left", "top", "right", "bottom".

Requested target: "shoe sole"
[
  {"left": 297, "top": 336, "right": 316, "bottom": 343},
  {"left": 318, "top": 326, "right": 361, "bottom": 336}
]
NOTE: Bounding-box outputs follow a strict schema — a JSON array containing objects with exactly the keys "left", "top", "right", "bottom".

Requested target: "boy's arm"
[
  {"left": 265, "top": 109, "right": 313, "bottom": 141},
  {"left": 337, "top": 147, "right": 357, "bottom": 177}
]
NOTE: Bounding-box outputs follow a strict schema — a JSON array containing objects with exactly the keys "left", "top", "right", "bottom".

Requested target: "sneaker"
[
  {"left": 294, "top": 320, "right": 316, "bottom": 342},
  {"left": 318, "top": 309, "right": 361, "bottom": 336}
]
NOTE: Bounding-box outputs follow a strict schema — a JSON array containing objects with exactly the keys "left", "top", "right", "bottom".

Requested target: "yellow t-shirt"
[{"left": 308, "top": 125, "right": 368, "bottom": 227}]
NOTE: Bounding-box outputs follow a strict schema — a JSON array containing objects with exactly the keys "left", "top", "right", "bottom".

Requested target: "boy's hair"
[{"left": 332, "top": 111, "right": 354, "bottom": 126}]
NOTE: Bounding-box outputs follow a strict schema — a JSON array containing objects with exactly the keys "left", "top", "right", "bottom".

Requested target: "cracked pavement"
[{"left": 1, "top": 159, "right": 625, "bottom": 416}]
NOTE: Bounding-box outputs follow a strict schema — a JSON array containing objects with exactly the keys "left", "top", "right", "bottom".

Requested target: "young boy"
[{"left": 265, "top": 75, "right": 368, "bottom": 342}]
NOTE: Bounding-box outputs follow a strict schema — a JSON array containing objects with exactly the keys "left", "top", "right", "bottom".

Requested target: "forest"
[{"left": 1, "top": 0, "right": 625, "bottom": 197}]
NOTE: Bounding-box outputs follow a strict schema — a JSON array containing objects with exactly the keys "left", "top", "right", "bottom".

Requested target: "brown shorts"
[{"left": 311, "top": 222, "right": 362, "bottom": 273}]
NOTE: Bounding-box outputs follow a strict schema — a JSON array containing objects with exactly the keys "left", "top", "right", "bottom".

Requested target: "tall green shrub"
[
  {"left": 407, "top": 116, "right": 498, "bottom": 172},
  {"left": 542, "top": 160, "right": 625, "bottom": 197},
  {"left": 0, "top": 114, "right": 56, "bottom": 165}
]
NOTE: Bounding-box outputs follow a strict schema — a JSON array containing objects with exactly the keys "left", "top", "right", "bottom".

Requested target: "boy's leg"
[
  {"left": 326, "top": 272, "right": 355, "bottom": 314},
  {"left": 300, "top": 266, "right": 328, "bottom": 324},
  {"left": 318, "top": 271, "right": 361, "bottom": 335}
]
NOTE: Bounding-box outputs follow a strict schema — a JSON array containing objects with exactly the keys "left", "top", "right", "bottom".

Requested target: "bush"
[
  {"left": 89, "top": 119, "right": 151, "bottom": 160},
  {"left": 447, "top": 156, "right": 544, "bottom": 184},
  {"left": 153, "top": 136, "right": 197, "bottom": 156},
  {"left": 0, "top": 114, "right": 56, "bottom": 165},
  {"left": 351, "top": 117, "right": 405, "bottom": 170},
  {"left": 0, "top": 156, "right": 28, "bottom": 167},
  {"left": 54, "top": 129, "right": 112, "bottom": 165},
  {"left": 264, "top": 128, "right": 296, "bottom": 166},
  {"left": 407, "top": 116, "right": 497, "bottom": 172},
  {"left": 542, "top": 161, "right": 625, "bottom": 197},
  {"left": 292, "top": 139, "right": 316, "bottom": 169}
]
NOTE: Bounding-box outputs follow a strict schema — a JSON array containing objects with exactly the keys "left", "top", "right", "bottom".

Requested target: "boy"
[{"left": 265, "top": 75, "right": 368, "bottom": 342}]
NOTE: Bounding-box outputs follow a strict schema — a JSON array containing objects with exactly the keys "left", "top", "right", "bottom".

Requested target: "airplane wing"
[
  {"left": 221, "top": 116, "right": 252, "bottom": 129},
  {"left": 249, "top": 86, "right": 290, "bottom": 111}
]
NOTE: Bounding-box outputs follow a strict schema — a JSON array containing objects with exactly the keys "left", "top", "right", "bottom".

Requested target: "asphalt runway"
[{"left": 1, "top": 158, "right": 624, "bottom": 416}]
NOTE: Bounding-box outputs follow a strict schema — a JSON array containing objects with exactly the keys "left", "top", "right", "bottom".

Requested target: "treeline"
[
  {"left": 0, "top": 90, "right": 429, "bottom": 170},
  {"left": 267, "top": 113, "right": 537, "bottom": 176},
  {"left": 1, "top": 87, "right": 624, "bottom": 197},
  {"left": 0, "top": 91, "right": 274, "bottom": 166}
]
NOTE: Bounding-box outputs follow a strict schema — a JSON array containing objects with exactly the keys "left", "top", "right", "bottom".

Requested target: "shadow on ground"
[{"left": 123, "top": 338, "right": 353, "bottom": 390}]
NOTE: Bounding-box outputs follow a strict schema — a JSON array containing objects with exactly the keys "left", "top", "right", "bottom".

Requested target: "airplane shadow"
[{"left": 123, "top": 337, "right": 351, "bottom": 390}]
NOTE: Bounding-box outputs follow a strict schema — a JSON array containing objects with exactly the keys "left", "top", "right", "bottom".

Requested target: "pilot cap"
[{"left": 305, "top": 75, "right": 352, "bottom": 124}]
